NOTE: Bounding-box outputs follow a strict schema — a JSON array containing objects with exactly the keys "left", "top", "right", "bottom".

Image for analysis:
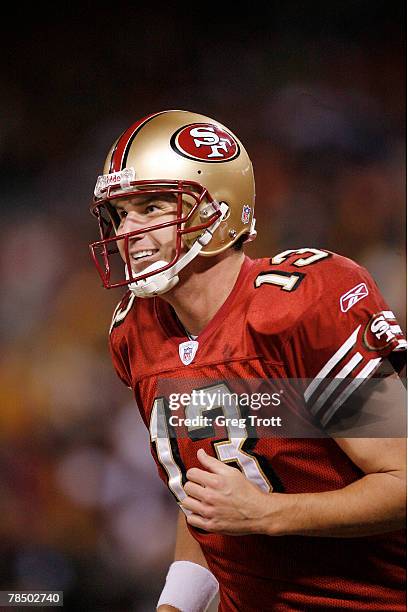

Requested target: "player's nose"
[{"left": 121, "top": 211, "right": 147, "bottom": 234}]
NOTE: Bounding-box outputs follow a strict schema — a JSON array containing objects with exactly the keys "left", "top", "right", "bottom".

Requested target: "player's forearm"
[
  {"left": 157, "top": 513, "right": 218, "bottom": 612},
  {"left": 263, "top": 471, "right": 406, "bottom": 537},
  {"left": 174, "top": 509, "right": 208, "bottom": 566}
]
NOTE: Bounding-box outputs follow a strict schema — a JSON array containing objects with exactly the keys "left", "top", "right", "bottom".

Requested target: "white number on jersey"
[
  {"left": 271, "top": 248, "right": 330, "bottom": 267},
  {"left": 149, "top": 384, "right": 273, "bottom": 513}
]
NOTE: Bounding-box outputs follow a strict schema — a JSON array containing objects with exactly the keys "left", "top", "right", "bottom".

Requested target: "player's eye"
[
  {"left": 118, "top": 210, "right": 128, "bottom": 220},
  {"left": 145, "top": 204, "right": 160, "bottom": 213}
]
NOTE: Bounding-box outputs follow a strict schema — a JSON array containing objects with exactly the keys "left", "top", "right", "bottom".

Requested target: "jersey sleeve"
[
  {"left": 109, "top": 334, "right": 132, "bottom": 388},
  {"left": 282, "top": 258, "right": 406, "bottom": 428},
  {"left": 107, "top": 291, "right": 136, "bottom": 389}
]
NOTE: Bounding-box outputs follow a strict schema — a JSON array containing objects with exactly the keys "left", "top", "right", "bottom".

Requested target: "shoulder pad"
[{"left": 248, "top": 249, "right": 369, "bottom": 336}]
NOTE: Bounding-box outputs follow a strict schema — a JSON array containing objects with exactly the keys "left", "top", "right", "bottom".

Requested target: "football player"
[{"left": 89, "top": 110, "right": 406, "bottom": 611}]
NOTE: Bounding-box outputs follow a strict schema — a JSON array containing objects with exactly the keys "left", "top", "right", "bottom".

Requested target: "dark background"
[{"left": 0, "top": 2, "right": 405, "bottom": 610}]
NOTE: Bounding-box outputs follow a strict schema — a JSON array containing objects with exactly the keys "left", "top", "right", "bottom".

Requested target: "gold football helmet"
[{"left": 89, "top": 110, "right": 256, "bottom": 296}]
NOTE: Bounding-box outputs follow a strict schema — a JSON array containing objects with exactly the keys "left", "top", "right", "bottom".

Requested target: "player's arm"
[
  {"left": 157, "top": 510, "right": 218, "bottom": 612},
  {"left": 183, "top": 436, "right": 406, "bottom": 537},
  {"left": 263, "top": 436, "right": 406, "bottom": 537},
  {"left": 173, "top": 508, "right": 209, "bottom": 565},
  {"left": 291, "top": 434, "right": 405, "bottom": 535},
  {"left": 274, "top": 371, "right": 406, "bottom": 537},
  {"left": 182, "top": 370, "right": 406, "bottom": 537}
]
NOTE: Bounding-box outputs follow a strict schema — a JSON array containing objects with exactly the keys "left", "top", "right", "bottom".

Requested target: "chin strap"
[
  {"left": 247, "top": 217, "right": 257, "bottom": 242},
  {"left": 127, "top": 202, "right": 229, "bottom": 298}
]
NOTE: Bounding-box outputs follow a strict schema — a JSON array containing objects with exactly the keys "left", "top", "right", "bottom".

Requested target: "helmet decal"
[
  {"left": 241, "top": 204, "right": 251, "bottom": 224},
  {"left": 171, "top": 123, "right": 240, "bottom": 162}
]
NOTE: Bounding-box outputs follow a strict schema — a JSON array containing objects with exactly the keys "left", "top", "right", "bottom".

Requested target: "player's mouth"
[
  {"left": 131, "top": 249, "right": 159, "bottom": 261},
  {"left": 130, "top": 249, "right": 160, "bottom": 269}
]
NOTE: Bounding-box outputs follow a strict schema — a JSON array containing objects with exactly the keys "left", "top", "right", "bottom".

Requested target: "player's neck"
[{"left": 160, "top": 250, "right": 246, "bottom": 337}]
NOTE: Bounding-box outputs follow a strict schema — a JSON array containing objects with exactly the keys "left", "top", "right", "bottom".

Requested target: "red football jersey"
[{"left": 109, "top": 250, "right": 406, "bottom": 611}]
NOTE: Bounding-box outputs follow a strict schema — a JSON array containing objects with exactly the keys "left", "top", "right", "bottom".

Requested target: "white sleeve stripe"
[
  {"left": 394, "top": 339, "right": 407, "bottom": 351},
  {"left": 382, "top": 310, "right": 395, "bottom": 319},
  {"left": 304, "top": 325, "right": 361, "bottom": 402},
  {"left": 390, "top": 325, "right": 402, "bottom": 334},
  {"left": 310, "top": 352, "right": 364, "bottom": 416},
  {"left": 321, "top": 357, "right": 382, "bottom": 427}
]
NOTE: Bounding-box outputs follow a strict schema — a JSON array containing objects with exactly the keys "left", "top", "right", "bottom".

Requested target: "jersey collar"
[{"left": 154, "top": 255, "right": 255, "bottom": 348}]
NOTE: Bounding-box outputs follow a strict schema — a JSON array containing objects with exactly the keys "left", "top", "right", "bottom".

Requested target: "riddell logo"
[
  {"left": 340, "top": 282, "right": 369, "bottom": 313},
  {"left": 171, "top": 123, "right": 239, "bottom": 162},
  {"left": 94, "top": 167, "right": 135, "bottom": 197}
]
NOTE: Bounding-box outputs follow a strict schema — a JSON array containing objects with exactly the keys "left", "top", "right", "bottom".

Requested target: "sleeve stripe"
[
  {"left": 304, "top": 325, "right": 361, "bottom": 402},
  {"left": 394, "top": 339, "right": 407, "bottom": 351},
  {"left": 382, "top": 310, "right": 395, "bottom": 319},
  {"left": 310, "top": 352, "right": 364, "bottom": 416},
  {"left": 320, "top": 357, "right": 382, "bottom": 427}
]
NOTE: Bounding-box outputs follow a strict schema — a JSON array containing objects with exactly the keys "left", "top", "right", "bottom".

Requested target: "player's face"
[{"left": 111, "top": 195, "right": 180, "bottom": 274}]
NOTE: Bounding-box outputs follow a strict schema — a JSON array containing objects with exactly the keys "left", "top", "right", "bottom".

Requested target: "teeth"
[{"left": 132, "top": 250, "right": 157, "bottom": 260}]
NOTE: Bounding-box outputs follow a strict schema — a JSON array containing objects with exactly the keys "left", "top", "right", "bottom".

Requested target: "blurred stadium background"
[{"left": 0, "top": 2, "right": 405, "bottom": 610}]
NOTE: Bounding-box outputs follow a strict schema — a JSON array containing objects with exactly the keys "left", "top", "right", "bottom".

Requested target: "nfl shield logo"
[
  {"left": 178, "top": 340, "right": 199, "bottom": 366},
  {"left": 241, "top": 204, "right": 251, "bottom": 224}
]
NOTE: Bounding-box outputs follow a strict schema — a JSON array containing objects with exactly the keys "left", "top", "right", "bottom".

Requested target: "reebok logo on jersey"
[{"left": 340, "top": 282, "right": 368, "bottom": 313}]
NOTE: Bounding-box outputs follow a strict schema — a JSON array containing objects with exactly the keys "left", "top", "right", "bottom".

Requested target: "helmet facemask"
[{"left": 89, "top": 177, "right": 229, "bottom": 296}]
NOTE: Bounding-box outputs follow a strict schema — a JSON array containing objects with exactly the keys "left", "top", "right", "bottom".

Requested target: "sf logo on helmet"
[
  {"left": 171, "top": 123, "right": 239, "bottom": 162},
  {"left": 190, "top": 126, "right": 231, "bottom": 158}
]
